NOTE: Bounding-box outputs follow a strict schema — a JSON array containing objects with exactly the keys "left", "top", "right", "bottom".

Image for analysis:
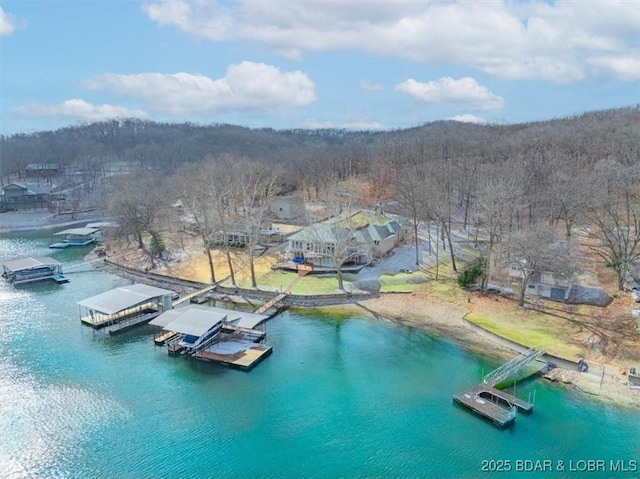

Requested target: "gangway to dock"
[
  {"left": 482, "top": 348, "right": 546, "bottom": 387},
  {"left": 173, "top": 285, "right": 216, "bottom": 306},
  {"left": 453, "top": 348, "right": 546, "bottom": 427}
]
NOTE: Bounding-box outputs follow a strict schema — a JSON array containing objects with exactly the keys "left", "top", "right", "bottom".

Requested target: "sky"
[{"left": 1, "top": 0, "right": 639, "bottom": 135}]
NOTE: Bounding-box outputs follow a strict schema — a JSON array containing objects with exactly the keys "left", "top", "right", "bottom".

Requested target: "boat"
[{"left": 629, "top": 367, "right": 640, "bottom": 387}]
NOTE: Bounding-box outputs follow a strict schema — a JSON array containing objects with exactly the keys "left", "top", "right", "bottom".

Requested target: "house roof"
[
  {"left": 2, "top": 256, "right": 61, "bottom": 272},
  {"left": 78, "top": 284, "right": 174, "bottom": 315},
  {"left": 26, "top": 163, "right": 60, "bottom": 170},
  {"left": 150, "top": 305, "right": 226, "bottom": 336},
  {"left": 288, "top": 223, "right": 355, "bottom": 244},
  {"left": 1, "top": 182, "right": 50, "bottom": 195},
  {"left": 53, "top": 227, "right": 99, "bottom": 236}
]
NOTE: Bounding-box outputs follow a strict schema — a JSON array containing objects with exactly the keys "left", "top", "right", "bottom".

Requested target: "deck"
[
  {"left": 221, "top": 324, "right": 266, "bottom": 342},
  {"left": 453, "top": 348, "right": 541, "bottom": 427},
  {"left": 453, "top": 389, "right": 517, "bottom": 427},
  {"left": 49, "top": 239, "right": 95, "bottom": 249},
  {"left": 81, "top": 303, "right": 159, "bottom": 329},
  {"left": 154, "top": 330, "right": 180, "bottom": 345},
  {"left": 195, "top": 342, "right": 273, "bottom": 370}
]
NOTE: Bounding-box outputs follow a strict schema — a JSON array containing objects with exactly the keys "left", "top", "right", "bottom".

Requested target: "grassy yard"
[{"left": 465, "top": 311, "right": 585, "bottom": 360}]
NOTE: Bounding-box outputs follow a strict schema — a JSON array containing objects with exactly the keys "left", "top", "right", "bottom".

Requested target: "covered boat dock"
[
  {"left": 49, "top": 227, "right": 100, "bottom": 248},
  {"left": 151, "top": 305, "right": 271, "bottom": 370},
  {"left": 78, "top": 284, "right": 174, "bottom": 333},
  {"left": 1, "top": 256, "right": 68, "bottom": 285}
]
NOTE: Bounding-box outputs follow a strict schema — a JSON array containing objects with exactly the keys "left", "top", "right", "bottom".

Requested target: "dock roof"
[
  {"left": 2, "top": 256, "right": 62, "bottom": 272},
  {"left": 78, "top": 284, "right": 174, "bottom": 315},
  {"left": 150, "top": 305, "right": 226, "bottom": 337},
  {"left": 53, "top": 227, "right": 99, "bottom": 236}
]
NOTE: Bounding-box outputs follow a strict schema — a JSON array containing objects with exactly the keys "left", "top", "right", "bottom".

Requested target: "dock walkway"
[{"left": 453, "top": 348, "right": 544, "bottom": 427}]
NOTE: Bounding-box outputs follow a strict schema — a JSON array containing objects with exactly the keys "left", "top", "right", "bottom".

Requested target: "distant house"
[
  {"left": 526, "top": 271, "right": 571, "bottom": 301},
  {"left": 0, "top": 182, "right": 50, "bottom": 210},
  {"left": 25, "top": 163, "right": 60, "bottom": 178},
  {"left": 270, "top": 196, "right": 305, "bottom": 221}
]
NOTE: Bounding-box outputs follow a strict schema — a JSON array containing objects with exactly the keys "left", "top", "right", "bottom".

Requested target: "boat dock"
[
  {"left": 78, "top": 284, "right": 174, "bottom": 330},
  {"left": 2, "top": 256, "right": 68, "bottom": 285},
  {"left": 195, "top": 342, "right": 273, "bottom": 370},
  {"left": 453, "top": 348, "right": 544, "bottom": 427},
  {"left": 49, "top": 227, "right": 100, "bottom": 248}
]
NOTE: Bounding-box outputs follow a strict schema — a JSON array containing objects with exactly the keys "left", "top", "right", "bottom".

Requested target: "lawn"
[
  {"left": 379, "top": 271, "right": 428, "bottom": 293},
  {"left": 465, "top": 311, "right": 585, "bottom": 360}
]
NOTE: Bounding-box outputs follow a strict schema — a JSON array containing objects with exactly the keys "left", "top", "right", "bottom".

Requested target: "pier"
[
  {"left": 2, "top": 257, "right": 68, "bottom": 285},
  {"left": 453, "top": 348, "right": 544, "bottom": 427},
  {"left": 150, "top": 305, "right": 271, "bottom": 370}
]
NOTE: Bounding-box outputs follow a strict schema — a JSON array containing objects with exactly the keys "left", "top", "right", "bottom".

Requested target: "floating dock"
[
  {"left": 195, "top": 341, "right": 273, "bottom": 370},
  {"left": 78, "top": 284, "right": 174, "bottom": 330},
  {"left": 49, "top": 227, "right": 100, "bottom": 248},
  {"left": 2, "top": 257, "right": 68, "bottom": 285},
  {"left": 453, "top": 348, "right": 544, "bottom": 427}
]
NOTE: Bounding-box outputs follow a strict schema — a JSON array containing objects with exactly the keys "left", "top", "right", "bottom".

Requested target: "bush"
[
  {"left": 457, "top": 258, "right": 484, "bottom": 288},
  {"left": 149, "top": 231, "right": 166, "bottom": 256}
]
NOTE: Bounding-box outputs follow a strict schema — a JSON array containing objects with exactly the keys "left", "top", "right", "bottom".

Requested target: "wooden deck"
[
  {"left": 221, "top": 324, "right": 266, "bottom": 342},
  {"left": 254, "top": 293, "right": 286, "bottom": 315},
  {"left": 453, "top": 391, "right": 516, "bottom": 427},
  {"left": 195, "top": 343, "right": 273, "bottom": 370},
  {"left": 154, "top": 330, "right": 179, "bottom": 345}
]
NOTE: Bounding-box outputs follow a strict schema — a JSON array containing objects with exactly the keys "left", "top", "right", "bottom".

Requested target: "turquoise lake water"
[{"left": 0, "top": 231, "right": 639, "bottom": 479}]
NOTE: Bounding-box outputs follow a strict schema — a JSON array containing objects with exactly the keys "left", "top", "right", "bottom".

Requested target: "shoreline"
[
  {"left": 316, "top": 293, "right": 640, "bottom": 409},
  {"left": 0, "top": 211, "right": 105, "bottom": 233}
]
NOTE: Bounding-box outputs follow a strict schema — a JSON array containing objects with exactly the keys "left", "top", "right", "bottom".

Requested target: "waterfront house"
[
  {"left": 279, "top": 210, "right": 407, "bottom": 272},
  {"left": 284, "top": 223, "right": 371, "bottom": 271},
  {"left": 2, "top": 256, "right": 67, "bottom": 285},
  {"left": 0, "top": 182, "right": 50, "bottom": 211},
  {"left": 78, "top": 284, "right": 174, "bottom": 333}
]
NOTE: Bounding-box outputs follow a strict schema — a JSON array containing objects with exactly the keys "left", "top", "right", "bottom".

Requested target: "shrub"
[{"left": 457, "top": 258, "right": 484, "bottom": 288}]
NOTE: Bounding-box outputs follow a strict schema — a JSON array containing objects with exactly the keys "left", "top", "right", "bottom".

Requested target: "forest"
[{"left": 1, "top": 106, "right": 639, "bottom": 299}]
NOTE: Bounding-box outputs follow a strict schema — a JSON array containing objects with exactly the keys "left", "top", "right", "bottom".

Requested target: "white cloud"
[
  {"left": 358, "top": 80, "right": 383, "bottom": 92},
  {"left": 447, "top": 114, "right": 488, "bottom": 125},
  {"left": 396, "top": 77, "right": 504, "bottom": 110},
  {"left": 588, "top": 56, "right": 640, "bottom": 81},
  {"left": 141, "top": 0, "right": 640, "bottom": 83},
  {"left": 0, "top": 7, "right": 18, "bottom": 36},
  {"left": 81, "top": 62, "right": 316, "bottom": 115},
  {"left": 304, "top": 118, "right": 385, "bottom": 131},
  {"left": 13, "top": 99, "right": 147, "bottom": 120}
]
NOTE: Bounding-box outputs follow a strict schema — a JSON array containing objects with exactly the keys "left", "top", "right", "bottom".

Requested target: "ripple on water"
[{"left": 0, "top": 361, "right": 130, "bottom": 479}]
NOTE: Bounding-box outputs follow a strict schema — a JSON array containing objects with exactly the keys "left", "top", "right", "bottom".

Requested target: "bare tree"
[
  {"left": 584, "top": 159, "right": 640, "bottom": 290},
  {"left": 505, "top": 226, "right": 570, "bottom": 306},
  {"left": 107, "top": 171, "right": 170, "bottom": 268},
  {"left": 172, "top": 162, "right": 222, "bottom": 283},
  {"left": 235, "top": 160, "right": 282, "bottom": 288}
]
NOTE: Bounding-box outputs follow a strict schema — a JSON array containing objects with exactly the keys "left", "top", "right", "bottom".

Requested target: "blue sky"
[{"left": 1, "top": 0, "right": 639, "bottom": 135}]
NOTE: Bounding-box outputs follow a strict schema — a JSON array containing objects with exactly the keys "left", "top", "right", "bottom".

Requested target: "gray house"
[
  {"left": 285, "top": 223, "right": 372, "bottom": 271},
  {"left": 526, "top": 271, "right": 571, "bottom": 301},
  {"left": 270, "top": 196, "right": 305, "bottom": 221},
  {"left": 1, "top": 182, "right": 50, "bottom": 210}
]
